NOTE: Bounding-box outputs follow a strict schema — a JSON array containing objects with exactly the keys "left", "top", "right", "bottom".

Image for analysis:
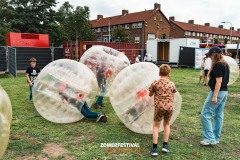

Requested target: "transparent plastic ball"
[
  {"left": 32, "top": 59, "right": 98, "bottom": 123},
  {"left": 80, "top": 45, "right": 130, "bottom": 97},
  {"left": 223, "top": 55, "right": 239, "bottom": 85},
  {"left": 0, "top": 86, "right": 12, "bottom": 158},
  {"left": 109, "top": 62, "right": 182, "bottom": 134}
]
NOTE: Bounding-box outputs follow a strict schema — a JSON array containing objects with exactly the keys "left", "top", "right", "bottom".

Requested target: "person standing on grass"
[
  {"left": 135, "top": 55, "right": 141, "bottom": 63},
  {"left": 93, "top": 56, "right": 109, "bottom": 109},
  {"left": 198, "top": 57, "right": 206, "bottom": 85},
  {"left": 203, "top": 55, "right": 212, "bottom": 86},
  {"left": 200, "top": 47, "right": 229, "bottom": 146},
  {"left": 26, "top": 57, "right": 40, "bottom": 102},
  {"left": 144, "top": 53, "right": 153, "bottom": 62},
  {"left": 149, "top": 64, "right": 177, "bottom": 156}
]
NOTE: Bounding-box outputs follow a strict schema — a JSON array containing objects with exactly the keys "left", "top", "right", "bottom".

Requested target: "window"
[
  {"left": 103, "top": 36, "right": 110, "bottom": 42},
  {"left": 132, "top": 23, "right": 143, "bottom": 29},
  {"left": 205, "top": 34, "right": 209, "bottom": 37},
  {"left": 97, "top": 37, "right": 102, "bottom": 41},
  {"left": 137, "top": 22, "right": 142, "bottom": 28},
  {"left": 192, "top": 32, "right": 195, "bottom": 36},
  {"left": 184, "top": 31, "right": 191, "bottom": 36},
  {"left": 125, "top": 24, "right": 129, "bottom": 29},
  {"left": 135, "top": 37, "right": 140, "bottom": 43},
  {"left": 132, "top": 23, "right": 137, "bottom": 29},
  {"left": 148, "top": 34, "right": 155, "bottom": 40},
  {"left": 97, "top": 28, "right": 101, "bottom": 32},
  {"left": 199, "top": 33, "right": 203, "bottom": 37},
  {"left": 196, "top": 32, "right": 199, "bottom": 37},
  {"left": 103, "top": 27, "right": 107, "bottom": 32}
]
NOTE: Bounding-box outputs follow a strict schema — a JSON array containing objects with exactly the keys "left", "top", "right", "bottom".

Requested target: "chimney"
[
  {"left": 230, "top": 27, "right": 234, "bottom": 31},
  {"left": 237, "top": 28, "right": 240, "bottom": 32},
  {"left": 169, "top": 16, "right": 175, "bottom": 21},
  {"left": 97, "top": 15, "right": 103, "bottom": 20},
  {"left": 122, "top": 9, "right": 128, "bottom": 16},
  {"left": 154, "top": 3, "right": 161, "bottom": 10},
  {"left": 218, "top": 25, "right": 223, "bottom": 29},
  {"left": 188, "top": 20, "right": 194, "bottom": 24},
  {"left": 204, "top": 23, "right": 210, "bottom": 27}
]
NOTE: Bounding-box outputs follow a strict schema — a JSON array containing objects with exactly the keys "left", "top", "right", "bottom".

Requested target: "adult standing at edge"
[
  {"left": 144, "top": 53, "right": 152, "bottom": 62},
  {"left": 200, "top": 46, "right": 230, "bottom": 146}
]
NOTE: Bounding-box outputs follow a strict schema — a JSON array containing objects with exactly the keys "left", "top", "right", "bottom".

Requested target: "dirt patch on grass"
[
  {"left": 229, "top": 94, "right": 240, "bottom": 98},
  {"left": 73, "top": 134, "right": 95, "bottom": 146},
  {"left": 41, "top": 143, "right": 67, "bottom": 158},
  {"left": 15, "top": 155, "right": 36, "bottom": 160}
]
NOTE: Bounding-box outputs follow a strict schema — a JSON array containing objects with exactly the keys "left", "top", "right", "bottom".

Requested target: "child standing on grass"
[
  {"left": 149, "top": 64, "right": 177, "bottom": 156},
  {"left": 26, "top": 57, "right": 40, "bottom": 102},
  {"left": 198, "top": 57, "right": 206, "bottom": 85}
]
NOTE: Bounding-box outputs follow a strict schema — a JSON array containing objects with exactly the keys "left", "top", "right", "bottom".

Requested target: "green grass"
[{"left": 0, "top": 68, "right": 240, "bottom": 160}]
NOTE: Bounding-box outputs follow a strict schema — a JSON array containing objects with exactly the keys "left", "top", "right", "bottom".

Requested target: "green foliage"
[
  {"left": 0, "top": 68, "right": 240, "bottom": 159},
  {"left": 8, "top": 0, "right": 57, "bottom": 33},
  {"left": 56, "top": 2, "right": 95, "bottom": 42},
  {"left": 214, "top": 38, "right": 219, "bottom": 44},
  {"left": 0, "top": 0, "right": 95, "bottom": 46},
  {"left": 0, "top": 0, "right": 12, "bottom": 45},
  {"left": 224, "top": 38, "right": 228, "bottom": 44},
  {"left": 161, "top": 33, "right": 166, "bottom": 39},
  {"left": 111, "top": 27, "right": 131, "bottom": 42}
]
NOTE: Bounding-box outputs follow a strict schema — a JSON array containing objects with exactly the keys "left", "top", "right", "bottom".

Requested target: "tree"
[
  {"left": 0, "top": 0, "right": 12, "bottom": 45},
  {"left": 56, "top": 2, "right": 95, "bottom": 42},
  {"left": 8, "top": 0, "right": 57, "bottom": 33},
  {"left": 224, "top": 38, "right": 228, "bottom": 44},
  {"left": 111, "top": 27, "right": 131, "bottom": 42},
  {"left": 161, "top": 33, "right": 166, "bottom": 39},
  {"left": 214, "top": 38, "right": 219, "bottom": 44}
]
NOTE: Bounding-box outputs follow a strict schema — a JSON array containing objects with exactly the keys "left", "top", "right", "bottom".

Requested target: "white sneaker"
[
  {"left": 96, "top": 114, "right": 104, "bottom": 122},
  {"left": 199, "top": 140, "right": 212, "bottom": 146}
]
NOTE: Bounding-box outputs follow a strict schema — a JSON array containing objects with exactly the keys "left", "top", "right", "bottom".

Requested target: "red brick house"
[
  {"left": 90, "top": 3, "right": 171, "bottom": 49},
  {"left": 169, "top": 16, "right": 240, "bottom": 44}
]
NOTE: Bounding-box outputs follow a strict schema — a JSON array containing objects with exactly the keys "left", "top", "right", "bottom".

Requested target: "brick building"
[
  {"left": 169, "top": 16, "right": 240, "bottom": 44},
  {"left": 90, "top": 3, "right": 171, "bottom": 49}
]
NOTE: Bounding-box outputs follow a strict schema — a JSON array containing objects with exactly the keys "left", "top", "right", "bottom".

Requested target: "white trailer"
[{"left": 146, "top": 38, "right": 200, "bottom": 64}]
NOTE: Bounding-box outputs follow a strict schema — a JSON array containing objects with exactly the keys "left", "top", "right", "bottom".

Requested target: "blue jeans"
[
  {"left": 96, "top": 96, "right": 104, "bottom": 105},
  {"left": 201, "top": 90, "right": 228, "bottom": 143},
  {"left": 81, "top": 102, "right": 99, "bottom": 118}
]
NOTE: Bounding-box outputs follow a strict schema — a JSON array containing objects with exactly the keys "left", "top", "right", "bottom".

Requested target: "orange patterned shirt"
[{"left": 149, "top": 78, "right": 177, "bottom": 110}]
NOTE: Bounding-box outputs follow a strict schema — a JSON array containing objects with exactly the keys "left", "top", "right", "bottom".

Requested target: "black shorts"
[{"left": 204, "top": 70, "right": 209, "bottom": 76}]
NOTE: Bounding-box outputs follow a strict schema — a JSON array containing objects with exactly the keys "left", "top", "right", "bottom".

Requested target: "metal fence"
[
  {"left": 0, "top": 46, "right": 7, "bottom": 71},
  {"left": 8, "top": 47, "right": 17, "bottom": 77}
]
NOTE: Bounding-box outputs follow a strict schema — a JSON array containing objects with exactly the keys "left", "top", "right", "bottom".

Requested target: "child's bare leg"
[
  {"left": 153, "top": 121, "right": 161, "bottom": 144},
  {"left": 163, "top": 121, "right": 170, "bottom": 142},
  {"left": 198, "top": 75, "right": 202, "bottom": 84}
]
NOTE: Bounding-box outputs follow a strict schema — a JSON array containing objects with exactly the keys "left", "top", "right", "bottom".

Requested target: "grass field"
[{"left": 0, "top": 68, "right": 240, "bottom": 160}]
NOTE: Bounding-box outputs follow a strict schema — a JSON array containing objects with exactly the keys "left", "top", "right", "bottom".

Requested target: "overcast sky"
[{"left": 56, "top": 0, "right": 240, "bottom": 30}]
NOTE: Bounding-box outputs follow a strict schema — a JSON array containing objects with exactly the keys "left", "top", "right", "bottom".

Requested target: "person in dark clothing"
[
  {"left": 200, "top": 47, "right": 229, "bottom": 146},
  {"left": 26, "top": 57, "right": 40, "bottom": 102}
]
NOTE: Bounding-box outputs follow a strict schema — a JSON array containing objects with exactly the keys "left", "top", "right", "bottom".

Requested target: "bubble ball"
[
  {"left": 223, "top": 55, "right": 239, "bottom": 85},
  {"left": 80, "top": 45, "right": 130, "bottom": 97},
  {"left": 32, "top": 59, "right": 98, "bottom": 123},
  {"left": 0, "top": 86, "right": 12, "bottom": 158},
  {"left": 109, "top": 62, "right": 182, "bottom": 134}
]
